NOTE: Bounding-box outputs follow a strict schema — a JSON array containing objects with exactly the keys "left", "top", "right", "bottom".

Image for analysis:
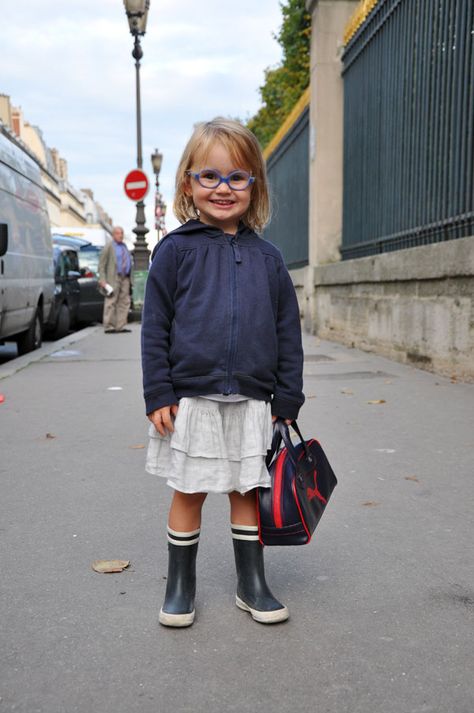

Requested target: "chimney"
[
  {"left": 50, "top": 148, "right": 60, "bottom": 176},
  {"left": 11, "top": 106, "right": 25, "bottom": 138},
  {"left": 59, "top": 157, "right": 68, "bottom": 180},
  {"left": 0, "top": 94, "right": 12, "bottom": 128}
]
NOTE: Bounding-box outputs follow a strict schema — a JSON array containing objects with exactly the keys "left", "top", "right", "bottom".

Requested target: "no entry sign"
[{"left": 124, "top": 169, "right": 149, "bottom": 201}]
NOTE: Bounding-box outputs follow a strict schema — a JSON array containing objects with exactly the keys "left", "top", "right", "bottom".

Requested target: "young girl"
[{"left": 142, "top": 117, "right": 304, "bottom": 627}]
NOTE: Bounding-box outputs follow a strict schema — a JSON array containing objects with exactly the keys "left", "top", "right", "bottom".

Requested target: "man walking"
[{"left": 98, "top": 226, "right": 132, "bottom": 333}]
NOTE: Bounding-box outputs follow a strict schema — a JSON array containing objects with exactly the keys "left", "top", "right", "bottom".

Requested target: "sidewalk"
[{"left": 1, "top": 325, "right": 473, "bottom": 713}]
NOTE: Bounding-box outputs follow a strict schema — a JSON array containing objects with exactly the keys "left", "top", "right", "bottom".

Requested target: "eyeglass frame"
[{"left": 186, "top": 168, "right": 255, "bottom": 191}]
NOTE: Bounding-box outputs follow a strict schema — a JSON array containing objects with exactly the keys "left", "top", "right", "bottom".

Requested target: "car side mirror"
[{"left": 0, "top": 224, "right": 8, "bottom": 257}]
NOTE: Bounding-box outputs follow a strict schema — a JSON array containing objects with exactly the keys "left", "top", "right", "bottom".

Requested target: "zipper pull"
[{"left": 231, "top": 239, "right": 242, "bottom": 264}]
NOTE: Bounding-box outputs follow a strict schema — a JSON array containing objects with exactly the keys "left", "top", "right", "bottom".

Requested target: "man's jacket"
[
  {"left": 141, "top": 220, "right": 305, "bottom": 420},
  {"left": 98, "top": 240, "right": 132, "bottom": 293}
]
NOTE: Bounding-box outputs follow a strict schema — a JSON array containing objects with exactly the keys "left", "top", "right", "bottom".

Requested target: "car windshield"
[{"left": 78, "top": 247, "right": 101, "bottom": 276}]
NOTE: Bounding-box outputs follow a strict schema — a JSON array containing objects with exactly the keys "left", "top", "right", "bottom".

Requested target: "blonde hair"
[{"left": 173, "top": 117, "right": 270, "bottom": 233}]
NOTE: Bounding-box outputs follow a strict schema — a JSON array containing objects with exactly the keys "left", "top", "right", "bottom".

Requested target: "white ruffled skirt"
[{"left": 145, "top": 396, "right": 273, "bottom": 494}]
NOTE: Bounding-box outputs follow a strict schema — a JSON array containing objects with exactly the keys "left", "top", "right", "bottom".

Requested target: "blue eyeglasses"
[{"left": 186, "top": 169, "right": 255, "bottom": 191}]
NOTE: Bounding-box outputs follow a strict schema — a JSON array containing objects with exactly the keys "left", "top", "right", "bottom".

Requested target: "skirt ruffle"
[{"left": 145, "top": 396, "right": 273, "bottom": 494}]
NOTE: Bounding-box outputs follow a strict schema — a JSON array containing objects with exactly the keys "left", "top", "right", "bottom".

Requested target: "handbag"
[{"left": 257, "top": 419, "right": 337, "bottom": 546}]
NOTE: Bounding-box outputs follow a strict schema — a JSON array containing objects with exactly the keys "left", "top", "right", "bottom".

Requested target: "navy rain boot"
[
  {"left": 231, "top": 524, "right": 289, "bottom": 624},
  {"left": 159, "top": 527, "right": 200, "bottom": 628}
]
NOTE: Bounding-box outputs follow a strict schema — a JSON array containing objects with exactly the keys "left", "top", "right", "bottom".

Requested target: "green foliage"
[{"left": 248, "top": 0, "right": 311, "bottom": 148}]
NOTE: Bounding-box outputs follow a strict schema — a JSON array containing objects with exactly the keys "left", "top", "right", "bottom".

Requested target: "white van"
[{"left": 0, "top": 130, "right": 54, "bottom": 354}]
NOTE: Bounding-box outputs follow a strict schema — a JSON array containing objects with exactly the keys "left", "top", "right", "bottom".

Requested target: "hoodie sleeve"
[
  {"left": 271, "top": 257, "right": 305, "bottom": 420},
  {"left": 141, "top": 237, "right": 178, "bottom": 414}
]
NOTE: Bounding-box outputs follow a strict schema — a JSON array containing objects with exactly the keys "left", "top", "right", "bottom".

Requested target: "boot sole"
[
  {"left": 159, "top": 608, "right": 195, "bottom": 627},
  {"left": 235, "top": 596, "right": 289, "bottom": 624}
]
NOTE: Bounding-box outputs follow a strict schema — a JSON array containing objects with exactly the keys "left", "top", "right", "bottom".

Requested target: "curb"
[{"left": 0, "top": 325, "right": 100, "bottom": 381}]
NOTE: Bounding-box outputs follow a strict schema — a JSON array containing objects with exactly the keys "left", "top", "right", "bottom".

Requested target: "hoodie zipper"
[{"left": 224, "top": 235, "right": 242, "bottom": 394}]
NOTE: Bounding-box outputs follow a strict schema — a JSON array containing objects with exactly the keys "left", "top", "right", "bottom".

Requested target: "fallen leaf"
[
  {"left": 341, "top": 388, "right": 354, "bottom": 395},
  {"left": 45, "top": 433, "right": 56, "bottom": 439},
  {"left": 129, "top": 444, "right": 145, "bottom": 449},
  {"left": 405, "top": 476, "right": 419, "bottom": 482},
  {"left": 384, "top": 380, "right": 393, "bottom": 384},
  {"left": 306, "top": 395, "right": 317, "bottom": 399},
  {"left": 367, "top": 400, "right": 386, "bottom": 405},
  {"left": 361, "top": 501, "right": 380, "bottom": 507},
  {"left": 92, "top": 559, "right": 130, "bottom": 573}
]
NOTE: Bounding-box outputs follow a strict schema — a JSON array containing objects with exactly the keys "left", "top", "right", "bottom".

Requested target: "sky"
[{"left": 1, "top": 0, "right": 284, "bottom": 249}]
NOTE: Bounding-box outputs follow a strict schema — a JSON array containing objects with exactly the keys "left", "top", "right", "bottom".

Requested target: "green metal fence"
[
  {"left": 341, "top": 0, "right": 474, "bottom": 259},
  {"left": 263, "top": 106, "right": 309, "bottom": 269}
]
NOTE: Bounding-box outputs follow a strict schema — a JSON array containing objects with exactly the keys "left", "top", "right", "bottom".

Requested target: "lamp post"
[
  {"left": 151, "top": 148, "right": 167, "bottom": 244},
  {"left": 123, "top": 0, "right": 150, "bottom": 272}
]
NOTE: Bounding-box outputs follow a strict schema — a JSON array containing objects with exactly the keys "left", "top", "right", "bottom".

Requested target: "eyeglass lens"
[{"left": 197, "top": 170, "right": 251, "bottom": 190}]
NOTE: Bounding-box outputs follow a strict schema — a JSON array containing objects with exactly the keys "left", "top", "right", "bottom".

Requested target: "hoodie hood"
[
  {"left": 166, "top": 219, "right": 255, "bottom": 240},
  {"left": 151, "top": 219, "right": 255, "bottom": 261}
]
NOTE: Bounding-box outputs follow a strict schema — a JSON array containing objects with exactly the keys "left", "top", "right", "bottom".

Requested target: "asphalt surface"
[{"left": 1, "top": 324, "right": 473, "bottom": 713}]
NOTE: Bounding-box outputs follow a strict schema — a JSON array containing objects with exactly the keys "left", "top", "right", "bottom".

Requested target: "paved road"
[{"left": 1, "top": 325, "right": 473, "bottom": 713}]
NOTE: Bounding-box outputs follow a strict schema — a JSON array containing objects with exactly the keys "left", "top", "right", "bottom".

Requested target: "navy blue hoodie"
[{"left": 141, "top": 219, "right": 304, "bottom": 420}]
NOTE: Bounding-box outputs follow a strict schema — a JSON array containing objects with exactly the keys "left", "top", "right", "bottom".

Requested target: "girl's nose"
[{"left": 215, "top": 179, "right": 232, "bottom": 194}]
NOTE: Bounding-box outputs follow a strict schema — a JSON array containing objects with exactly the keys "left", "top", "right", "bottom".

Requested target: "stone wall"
[{"left": 291, "top": 236, "right": 474, "bottom": 380}]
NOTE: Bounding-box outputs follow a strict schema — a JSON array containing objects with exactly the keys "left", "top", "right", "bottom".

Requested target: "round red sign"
[{"left": 124, "top": 169, "right": 149, "bottom": 201}]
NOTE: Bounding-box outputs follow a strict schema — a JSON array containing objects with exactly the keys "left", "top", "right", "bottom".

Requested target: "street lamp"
[
  {"left": 123, "top": 0, "right": 150, "bottom": 272},
  {"left": 151, "top": 148, "right": 167, "bottom": 244}
]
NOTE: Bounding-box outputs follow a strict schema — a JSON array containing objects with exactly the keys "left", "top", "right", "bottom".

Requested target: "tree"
[{"left": 248, "top": 0, "right": 311, "bottom": 148}]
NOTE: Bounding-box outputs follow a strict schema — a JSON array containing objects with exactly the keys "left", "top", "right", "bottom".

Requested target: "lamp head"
[
  {"left": 123, "top": 0, "right": 150, "bottom": 36},
  {"left": 151, "top": 149, "right": 163, "bottom": 175}
]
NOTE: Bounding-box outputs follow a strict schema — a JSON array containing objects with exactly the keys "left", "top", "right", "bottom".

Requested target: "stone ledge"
[{"left": 311, "top": 236, "right": 474, "bottom": 285}]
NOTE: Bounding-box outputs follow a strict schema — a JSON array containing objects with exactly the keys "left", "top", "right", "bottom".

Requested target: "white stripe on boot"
[
  {"left": 231, "top": 523, "right": 260, "bottom": 541},
  {"left": 167, "top": 526, "right": 201, "bottom": 546}
]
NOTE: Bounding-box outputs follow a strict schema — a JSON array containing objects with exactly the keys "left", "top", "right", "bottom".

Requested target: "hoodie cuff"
[
  {"left": 145, "top": 388, "right": 178, "bottom": 415},
  {"left": 271, "top": 396, "right": 301, "bottom": 421}
]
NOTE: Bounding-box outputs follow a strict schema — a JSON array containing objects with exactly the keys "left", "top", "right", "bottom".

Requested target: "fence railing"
[
  {"left": 341, "top": 0, "right": 474, "bottom": 260},
  {"left": 263, "top": 102, "right": 309, "bottom": 269}
]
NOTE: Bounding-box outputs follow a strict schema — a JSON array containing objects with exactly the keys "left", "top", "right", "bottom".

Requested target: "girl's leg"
[
  {"left": 160, "top": 491, "right": 207, "bottom": 628},
  {"left": 228, "top": 489, "right": 289, "bottom": 624},
  {"left": 169, "top": 490, "right": 207, "bottom": 531},
  {"left": 228, "top": 489, "right": 258, "bottom": 526}
]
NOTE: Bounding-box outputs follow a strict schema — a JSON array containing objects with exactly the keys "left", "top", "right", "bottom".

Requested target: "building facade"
[{"left": 0, "top": 94, "right": 112, "bottom": 234}]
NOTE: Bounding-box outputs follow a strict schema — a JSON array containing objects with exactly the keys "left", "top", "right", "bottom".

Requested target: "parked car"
[
  {"left": 47, "top": 245, "right": 81, "bottom": 339},
  {"left": 76, "top": 244, "right": 104, "bottom": 324},
  {"left": 51, "top": 235, "right": 104, "bottom": 328},
  {"left": 51, "top": 226, "right": 111, "bottom": 248},
  {"left": 0, "top": 130, "right": 55, "bottom": 354}
]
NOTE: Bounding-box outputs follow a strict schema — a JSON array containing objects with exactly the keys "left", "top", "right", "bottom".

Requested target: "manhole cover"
[
  {"left": 50, "top": 350, "right": 81, "bottom": 358},
  {"left": 304, "top": 354, "right": 335, "bottom": 362},
  {"left": 305, "top": 370, "right": 395, "bottom": 380}
]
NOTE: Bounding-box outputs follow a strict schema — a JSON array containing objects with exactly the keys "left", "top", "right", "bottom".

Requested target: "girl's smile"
[{"left": 185, "top": 144, "right": 252, "bottom": 234}]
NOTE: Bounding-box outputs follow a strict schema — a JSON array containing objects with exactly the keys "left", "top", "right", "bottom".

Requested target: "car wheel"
[
  {"left": 17, "top": 308, "right": 43, "bottom": 355},
  {"left": 52, "top": 303, "right": 71, "bottom": 340}
]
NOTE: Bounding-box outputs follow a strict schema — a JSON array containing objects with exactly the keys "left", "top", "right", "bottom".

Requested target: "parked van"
[{"left": 0, "top": 130, "right": 54, "bottom": 354}]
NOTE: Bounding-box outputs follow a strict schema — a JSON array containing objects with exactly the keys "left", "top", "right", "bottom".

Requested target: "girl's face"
[{"left": 185, "top": 143, "right": 252, "bottom": 234}]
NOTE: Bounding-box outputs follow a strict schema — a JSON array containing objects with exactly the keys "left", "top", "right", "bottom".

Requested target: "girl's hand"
[
  {"left": 272, "top": 415, "right": 292, "bottom": 426},
  {"left": 148, "top": 404, "right": 179, "bottom": 437}
]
